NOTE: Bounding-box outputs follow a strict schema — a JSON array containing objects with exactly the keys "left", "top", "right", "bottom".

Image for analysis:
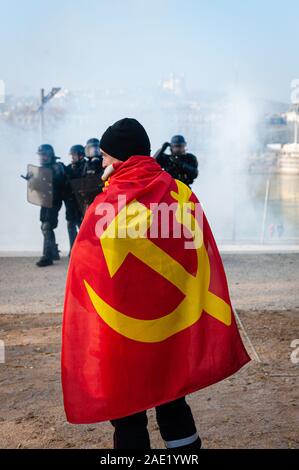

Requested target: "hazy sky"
[{"left": 1, "top": 0, "right": 298, "bottom": 101}]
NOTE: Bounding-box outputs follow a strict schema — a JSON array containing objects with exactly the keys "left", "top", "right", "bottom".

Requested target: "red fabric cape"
[{"left": 61, "top": 155, "right": 250, "bottom": 424}]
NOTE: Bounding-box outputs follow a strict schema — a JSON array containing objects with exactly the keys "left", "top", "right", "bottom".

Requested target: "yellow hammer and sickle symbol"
[{"left": 84, "top": 180, "right": 231, "bottom": 343}]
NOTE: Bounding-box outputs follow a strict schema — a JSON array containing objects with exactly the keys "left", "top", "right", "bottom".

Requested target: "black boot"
[
  {"left": 36, "top": 256, "right": 53, "bottom": 267},
  {"left": 67, "top": 220, "right": 78, "bottom": 254},
  {"left": 52, "top": 243, "right": 61, "bottom": 261},
  {"left": 40, "top": 222, "right": 55, "bottom": 265}
]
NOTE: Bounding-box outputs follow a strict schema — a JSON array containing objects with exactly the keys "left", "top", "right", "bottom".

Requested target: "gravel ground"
[
  {"left": 0, "top": 254, "right": 298, "bottom": 449},
  {"left": 0, "top": 310, "right": 298, "bottom": 449},
  {"left": 0, "top": 253, "right": 299, "bottom": 314}
]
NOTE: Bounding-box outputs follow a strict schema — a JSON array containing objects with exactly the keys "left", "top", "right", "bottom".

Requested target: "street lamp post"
[{"left": 38, "top": 87, "right": 61, "bottom": 143}]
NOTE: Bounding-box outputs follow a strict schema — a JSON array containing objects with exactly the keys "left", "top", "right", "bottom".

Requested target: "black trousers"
[
  {"left": 110, "top": 396, "right": 201, "bottom": 450},
  {"left": 39, "top": 205, "right": 61, "bottom": 260},
  {"left": 65, "top": 199, "right": 83, "bottom": 251}
]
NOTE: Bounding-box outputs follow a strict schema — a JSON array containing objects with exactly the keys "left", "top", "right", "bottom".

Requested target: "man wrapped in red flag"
[{"left": 61, "top": 118, "right": 250, "bottom": 449}]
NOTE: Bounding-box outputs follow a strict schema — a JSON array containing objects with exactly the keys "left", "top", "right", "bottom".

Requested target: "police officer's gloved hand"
[
  {"left": 169, "top": 155, "right": 179, "bottom": 168},
  {"left": 161, "top": 142, "right": 170, "bottom": 152}
]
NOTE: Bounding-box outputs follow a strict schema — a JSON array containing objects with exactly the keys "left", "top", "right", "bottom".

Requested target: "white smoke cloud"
[{"left": 193, "top": 88, "right": 260, "bottom": 242}]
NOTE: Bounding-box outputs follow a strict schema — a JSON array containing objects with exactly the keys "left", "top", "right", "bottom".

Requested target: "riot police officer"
[
  {"left": 64, "top": 145, "right": 86, "bottom": 254},
  {"left": 37, "top": 144, "right": 65, "bottom": 267},
  {"left": 70, "top": 137, "right": 104, "bottom": 213},
  {"left": 154, "top": 135, "right": 198, "bottom": 187},
  {"left": 84, "top": 138, "right": 103, "bottom": 175},
  {"left": 64, "top": 139, "right": 104, "bottom": 217}
]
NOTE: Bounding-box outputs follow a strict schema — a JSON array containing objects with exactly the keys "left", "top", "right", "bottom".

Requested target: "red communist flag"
[{"left": 61, "top": 155, "right": 250, "bottom": 424}]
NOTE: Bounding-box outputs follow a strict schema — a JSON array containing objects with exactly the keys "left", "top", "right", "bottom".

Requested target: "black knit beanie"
[{"left": 100, "top": 118, "right": 151, "bottom": 161}]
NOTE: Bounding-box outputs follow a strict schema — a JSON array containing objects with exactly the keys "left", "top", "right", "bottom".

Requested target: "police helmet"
[
  {"left": 170, "top": 135, "right": 187, "bottom": 146},
  {"left": 37, "top": 144, "right": 56, "bottom": 166},
  {"left": 69, "top": 145, "right": 85, "bottom": 158},
  {"left": 85, "top": 138, "right": 101, "bottom": 158}
]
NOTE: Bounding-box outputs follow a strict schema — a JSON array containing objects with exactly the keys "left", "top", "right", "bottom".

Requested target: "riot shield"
[
  {"left": 26, "top": 164, "right": 53, "bottom": 208},
  {"left": 70, "top": 174, "right": 104, "bottom": 215}
]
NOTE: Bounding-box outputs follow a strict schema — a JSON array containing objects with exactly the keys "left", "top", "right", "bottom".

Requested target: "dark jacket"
[{"left": 155, "top": 150, "right": 198, "bottom": 186}]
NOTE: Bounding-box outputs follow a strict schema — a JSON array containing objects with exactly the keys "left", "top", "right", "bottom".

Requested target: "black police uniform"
[
  {"left": 79, "top": 155, "right": 104, "bottom": 212},
  {"left": 64, "top": 159, "right": 86, "bottom": 252},
  {"left": 84, "top": 156, "right": 103, "bottom": 176},
  {"left": 39, "top": 160, "right": 65, "bottom": 264},
  {"left": 155, "top": 149, "right": 198, "bottom": 187},
  {"left": 83, "top": 138, "right": 104, "bottom": 207}
]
